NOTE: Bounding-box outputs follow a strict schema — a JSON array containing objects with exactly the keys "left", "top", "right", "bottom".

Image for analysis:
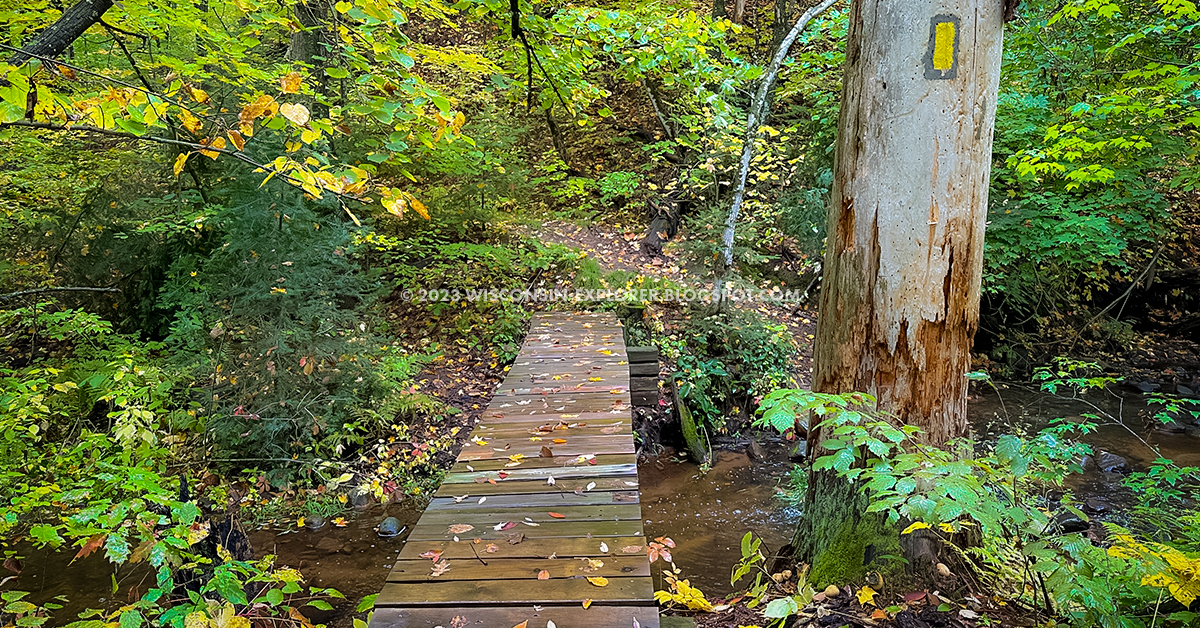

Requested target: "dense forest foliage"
[{"left": 0, "top": 0, "right": 1198, "bottom": 624}]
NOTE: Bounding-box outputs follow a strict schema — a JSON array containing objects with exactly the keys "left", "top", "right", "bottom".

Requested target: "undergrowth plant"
[{"left": 754, "top": 374, "right": 1200, "bottom": 626}]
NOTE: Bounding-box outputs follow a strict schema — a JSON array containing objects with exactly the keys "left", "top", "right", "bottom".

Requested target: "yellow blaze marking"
[{"left": 933, "top": 22, "right": 955, "bottom": 71}]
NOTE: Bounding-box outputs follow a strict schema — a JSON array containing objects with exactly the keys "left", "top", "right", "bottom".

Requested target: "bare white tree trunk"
[
  {"left": 813, "top": 0, "right": 1003, "bottom": 438},
  {"left": 798, "top": 0, "right": 1005, "bottom": 586},
  {"left": 719, "top": 0, "right": 839, "bottom": 272}
]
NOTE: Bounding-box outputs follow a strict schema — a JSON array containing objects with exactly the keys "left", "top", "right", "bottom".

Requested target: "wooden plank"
[
  {"left": 629, "top": 362, "right": 659, "bottom": 376},
  {"left": 456, "top": 439, "right": 635, "bottom": 461},
  {"left": 477, "top": 410, "right": 632, "bottom": 423},
  {"left": 397, "top": 536, "right": 648, "bottom": 561},
  {"left": 406, "top": 518, "right": 643, "bottom": 541},
  {"left": 443, "top": 463, "right": 637, "bottom": 484},
  {"left": 448, "top": 454, "right": 635, "bottom": 473},
  {"left": 493, "top": 384, "right": 630, "bottom": 396},
  {"left": 465, "top": 423, "right": 631, "bottom": 439},
  {"left": 370, "top": 606, "right": 659, "bottom": 628},
  {"left": 434, "top": 477, "right": 638, "bottom": 497},
  {"left": 426, "top": 491, "right": 638, "bottom": 511},
  {"left": 387, "top": 556, "right": 650, "bottom": 582},
  {"left": 490, "top": 391, "right": 632, "bottom": 404},
  {"left": 376, "top": 577, "right": 653, "bottom": 606},
  {"left": 626, "top": 347, "right": 658, "bottom": 363},
  {"left": 631, "top": 391, "right": 658, "bottom": 406},
  {"left": 629, "top": 377, "right": 659, "bottom": 392},
  {"left": 457, "top": 433, "right": 634, "bottom": 451},
  {"left": 415, "top": 504, "right": 641, "bottom": 525}
]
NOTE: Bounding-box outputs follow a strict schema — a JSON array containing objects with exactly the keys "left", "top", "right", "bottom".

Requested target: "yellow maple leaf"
[
  {"left": 173, "top": 152, "right": 189, "bottom": 177},
  {"left": 857, "top": 584, "right": 877, "bottom": 606}
]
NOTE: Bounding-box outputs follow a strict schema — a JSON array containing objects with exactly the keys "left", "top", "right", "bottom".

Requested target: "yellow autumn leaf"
[
  {"left": 857, "top": 584, "right": 877, "bottom": 606},
  {"left": 184, "top": 612, "right": 208, "bottom": 628},
  {"left": 178, "top": 109, "right": 203, "bottom": 135},
  {"left": 582, "top": 599, "right": 592, "bottom": 609},
  {"left": 198, "top": 136, "right": 226, "bottom": 160},
  {"left": 409, "top": 195, "right": 430, "bottom": 220},
  {"left": 184, "top": 84, "right": 210, "bottom": 104},
  {"left": 586, "top": 576, "right": 609, "bottom": 587},
  {"left": 173, "top": 152, "right": 189, "bottom": 177},
  {"left": 280, "top": 102, "right": 310, "bottom": 127},
  {"left": 901, "top": 521, "right": 931, "bottom": 535},
  {"left": 280, "top": 71, "right": 302, "bottom": 94},
  {"left": 226, "top": 130, "right": 246, "bottom": 151}
]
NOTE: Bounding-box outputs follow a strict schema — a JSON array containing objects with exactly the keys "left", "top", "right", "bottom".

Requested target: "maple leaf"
[
  {"left": 548, "top": 512, "right": 566, "bottom": 518},
  {"left": 447, "top": 524, "right": 474, "bottom": 534},
  {"left": 173, "top": 152, "right": 189, "bottom": 177},
  {"left": 586, "top": 576, "right": 609, "bottom": 587},
  {"left": 857, "top": 585, "right": 878, "bottom": 606},
  {"left": 537, "top": 569, "right": 550, "bottom": 580},
  {"left": 74, "top": 534, "right": 106, "bottom": 562},
  {"left": 419, "top": 549, "right": 443, "bottom": 561},
  {"left": 430, "top": 559, "right": 451, "bottom": 576}
]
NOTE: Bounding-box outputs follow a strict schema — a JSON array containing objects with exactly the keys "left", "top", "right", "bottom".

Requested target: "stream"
[{"left": 10, "top": 386, "right": 1199, "bottom": 626}]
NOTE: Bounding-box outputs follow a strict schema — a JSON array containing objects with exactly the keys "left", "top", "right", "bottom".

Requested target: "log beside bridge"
[{"left": 369, "top": 311, "right": 661, "bottom": 628}]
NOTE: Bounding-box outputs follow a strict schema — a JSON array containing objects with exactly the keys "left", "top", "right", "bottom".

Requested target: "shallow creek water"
[{"left": 14, "top": 386, "right": 1199, "bottom": 625}]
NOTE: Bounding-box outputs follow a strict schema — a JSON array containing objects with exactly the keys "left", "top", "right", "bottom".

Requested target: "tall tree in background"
[{"left": 798, "top": 0, "right": 1006, "bottom": 583}]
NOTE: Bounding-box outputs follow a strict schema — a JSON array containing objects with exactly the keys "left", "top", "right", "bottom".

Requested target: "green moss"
[{"left": 808, "top": 515, "right": 900, "bottom": 587}]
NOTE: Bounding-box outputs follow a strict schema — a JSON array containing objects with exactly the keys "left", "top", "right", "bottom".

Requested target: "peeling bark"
[{"left": 799, "top": 0, "right": 1005, "bottom": 580}]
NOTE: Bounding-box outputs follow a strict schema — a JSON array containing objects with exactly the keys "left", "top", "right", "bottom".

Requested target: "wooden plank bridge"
[{"left": 371, "top": 311, "right": 660, "bottom": 628}]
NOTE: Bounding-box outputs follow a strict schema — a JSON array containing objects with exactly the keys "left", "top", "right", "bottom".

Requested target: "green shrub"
[{"left": 667, "top": 308, "right": 798, "bottom": 431}]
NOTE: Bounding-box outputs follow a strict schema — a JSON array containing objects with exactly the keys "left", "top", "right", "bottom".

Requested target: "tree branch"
[
  {"left": 0, "top": 42, "right": 210, "bottom": 122},
  {"left": 0, "top": 120, "right": 370, "bottom": 208}
]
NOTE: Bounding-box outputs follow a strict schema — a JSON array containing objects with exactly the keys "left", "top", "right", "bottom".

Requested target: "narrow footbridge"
[{"left": 370, "top": 311, "right": 660, "bottom": 627}]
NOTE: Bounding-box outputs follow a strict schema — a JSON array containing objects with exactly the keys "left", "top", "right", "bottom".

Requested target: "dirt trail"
[{"left": 530, "top": 219, "right": 819, "bottom": 387}]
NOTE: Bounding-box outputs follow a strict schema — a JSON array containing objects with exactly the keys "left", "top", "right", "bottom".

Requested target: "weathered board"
[{"left": 369, "top": 312, "right": 659, "bottom": 628}]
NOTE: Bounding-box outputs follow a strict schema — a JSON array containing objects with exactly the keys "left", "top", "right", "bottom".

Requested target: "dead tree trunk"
[
  {"left": 8, "top": 0, "right": 115, "bottom": 64},
  {"left": 797, "top": 0, "right": 1005, "bottom": 586}
]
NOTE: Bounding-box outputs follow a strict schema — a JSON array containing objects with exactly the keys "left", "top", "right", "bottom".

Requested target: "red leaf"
[
  {"left": 903, "top": 591, "right": 928, "bottom": 603},
  {"left": 74, "top": 534, "right": 107, "bottom": 561},
  {"left": 3, "top": 557, "right": 22, "bottom": 574},
  {"left": 548, "top": 512, "right": 566, "bottom": 519},
  {"left": 499, "top": 521, "right": 518, "bottom": 531},
  {"left": 497, "top": 472, "right": 509, "bottom": 479}
]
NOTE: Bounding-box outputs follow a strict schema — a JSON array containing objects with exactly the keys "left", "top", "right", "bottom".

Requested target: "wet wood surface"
[{"left": 370, "top": 312, "right": 659, "bottom": 628}]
